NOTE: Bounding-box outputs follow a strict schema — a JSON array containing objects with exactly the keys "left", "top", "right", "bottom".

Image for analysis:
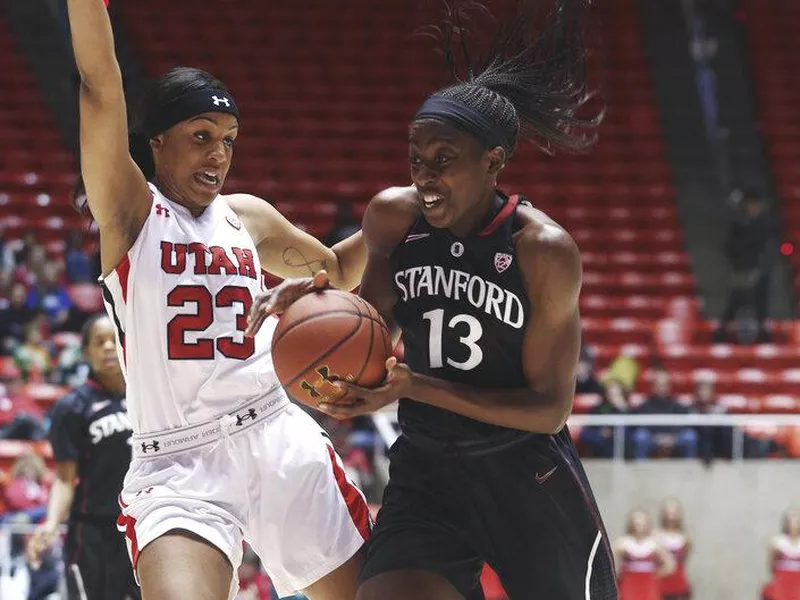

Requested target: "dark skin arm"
[{"left": 322, "top": 193, "right": 583, "bottom": 435}]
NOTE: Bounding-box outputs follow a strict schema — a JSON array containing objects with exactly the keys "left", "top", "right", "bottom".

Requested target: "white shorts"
[{"left": 117, "top": 403, "right": 371, "bottom": 598}]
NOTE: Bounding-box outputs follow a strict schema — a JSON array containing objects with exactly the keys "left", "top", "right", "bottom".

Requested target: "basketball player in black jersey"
[
  {"left": 248, "top": 1, "right": 616, "bottom": 599},
  {"left": 28, "top": 314, "right": 138, "bottom": 600}
]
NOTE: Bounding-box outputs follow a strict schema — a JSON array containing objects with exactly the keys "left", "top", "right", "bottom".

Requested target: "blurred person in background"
[
  {"left": 575, "top": 345, "right": 605, "bottom": 396},
  {"left": 25, "top": 262, "right": 74, "bottom": 332},
  {"left": 763, "top": 510, "right": 800, "bottom": 600},
  {"left": 236, "top": 546, "right": 276, "bottom": 600},
  {"left": 579, "top": 379, "right": 630, "bottom": 458},
  {"left": 325, "top": 203, "right": 362, "bottom": 246},
  {"left": 715, "top": 190, "right": 778, "bottom": 344},
  {"left": 0, "top": 282, "right": 37, "bottom": 355},
  {"left": 27, "top": 314, "right": 138, "bottom": 600},
  {"left": 13, "top": 244, "right": 48, "bottom": 291},
  {"left": 656, "top": 499, "right": 691, "bottom": 600},
  {"left": 2, "top": 452, "right": 49, "bottom": 523},
  {"left": 691, "top": 378, "right": 732, "bottom": 464},
  {"left": 615, "top": 510, "right": 675, "bottom": 600},
  {"left": 631, "top": 369, "right": 698, "bottom": 459},
  {"left": 64, "top": 230, "right": 93, "bottom": 283},
  {"left": 12, "top": 320, "right": 52, "bottom": 383}
]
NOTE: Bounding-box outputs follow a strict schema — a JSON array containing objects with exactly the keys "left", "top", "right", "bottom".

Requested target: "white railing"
[{"left": 372, "top": 408, "right": 800, "bottom": 460}]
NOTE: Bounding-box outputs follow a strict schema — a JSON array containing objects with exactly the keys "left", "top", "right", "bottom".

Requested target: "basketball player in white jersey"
[{"left": 67, "top": 1, "right": 370, "bottom": 599}]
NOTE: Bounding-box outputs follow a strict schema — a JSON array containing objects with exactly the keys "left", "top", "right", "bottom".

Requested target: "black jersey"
[
  {"left": 390, "top": 193, "right": 530, "bottom": 444},
  {"left": 49, "top": 381, "right": 133, "bottom": 518}
]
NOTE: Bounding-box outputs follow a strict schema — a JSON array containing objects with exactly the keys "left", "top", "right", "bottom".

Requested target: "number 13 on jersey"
[{"left": 423, "top": 309, "right": 484, "bottom": 371}]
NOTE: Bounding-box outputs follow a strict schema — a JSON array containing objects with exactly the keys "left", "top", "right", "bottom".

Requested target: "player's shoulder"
[
  {"left": 368, "top": 186, "right": 420, "bottom": 217},
  {"left": 53, "top": 384, "right": 92, "bottom": 415},
  {"left": 363, "top": 186, "right": 420, "bottom": 250},
  {"left": 513, "top": 203, "right": 581, "bottom": 271}
]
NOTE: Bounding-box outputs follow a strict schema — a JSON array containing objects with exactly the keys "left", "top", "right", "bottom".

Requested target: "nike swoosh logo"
[
  {"left": 404, "top": 233, "right": 431, "bottom": 243},
  {"left": 535, "top": 466, "right": 558, "bottom": 484},
  {"left": 91, "top": 400, "right": 111, "bottom": 414}
]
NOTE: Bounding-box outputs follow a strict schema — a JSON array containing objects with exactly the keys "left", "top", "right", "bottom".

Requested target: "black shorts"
[
  {"left": 360, "top": 427, "right": 618, "bottom": 600},
  {"left": 64, "top": 517, "right": 140, "bottom": 600}
]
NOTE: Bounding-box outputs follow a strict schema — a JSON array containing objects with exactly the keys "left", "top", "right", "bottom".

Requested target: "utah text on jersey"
[{"left": 393, "top": 265, "right": 525, "bottom": 329}]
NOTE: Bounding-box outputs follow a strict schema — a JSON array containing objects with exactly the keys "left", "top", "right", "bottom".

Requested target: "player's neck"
[
  {"left": 153, "top": 175, "right": 209, "bottom": 218},
  {"left": 95, "top": 373, "right": 126, "bottom": 397},
  {"left": 448, "top": 189, "right": 500, "bottom": 238}
]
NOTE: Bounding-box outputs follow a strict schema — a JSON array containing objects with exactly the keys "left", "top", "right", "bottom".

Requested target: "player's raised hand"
[
  {"left": 318, "top": 357, "right": 413, "bottom": 419},
  {"left": 245, "top": 270, "right": 330, "bottom": 337}
]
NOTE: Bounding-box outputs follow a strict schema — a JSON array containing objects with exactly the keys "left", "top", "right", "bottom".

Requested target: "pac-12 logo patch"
[
  {"left": 226, "top": 214, "right": 242, "bottom": 230},
  {"left": 494, "top": 252, "right": 513, "bottom": 273}
]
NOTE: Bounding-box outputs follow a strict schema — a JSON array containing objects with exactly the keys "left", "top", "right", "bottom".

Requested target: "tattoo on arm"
[{"left": 282, "top": 246, "right": 329, "bottom": 276}]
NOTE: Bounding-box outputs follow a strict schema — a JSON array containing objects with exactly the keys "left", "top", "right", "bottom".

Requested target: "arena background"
[{"left": 1, "top": 0, "right": 799, "bottom": 599}]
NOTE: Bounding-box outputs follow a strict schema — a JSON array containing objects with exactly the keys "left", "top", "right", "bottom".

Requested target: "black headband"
[
  {"left": 144, "top": 88, "right": 241, "bottom": 138},
  {"left": 413, "top": 95, "right": 513, "bottom": 150}
]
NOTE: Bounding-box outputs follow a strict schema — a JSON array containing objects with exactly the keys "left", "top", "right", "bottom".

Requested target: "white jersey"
[{"left": 101, "top": 184, "right": 287, "bottom": 434}]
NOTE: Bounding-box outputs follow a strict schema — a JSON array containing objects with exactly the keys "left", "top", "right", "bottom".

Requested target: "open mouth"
[
  {"left": 194, "top": 171, "right": 220, "bottom": 186},
  {"left": 420, "top": 192, "right": 445, "bottom": 210}
]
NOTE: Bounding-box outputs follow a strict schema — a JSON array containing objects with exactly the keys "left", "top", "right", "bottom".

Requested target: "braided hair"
[{"left": 415, "top": 0, "right": 603, "bottom": 158}]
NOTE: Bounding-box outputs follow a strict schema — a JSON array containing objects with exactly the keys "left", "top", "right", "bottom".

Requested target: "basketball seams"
[{"left": 336, "top": 293, "right": 377, "bottom": 385}]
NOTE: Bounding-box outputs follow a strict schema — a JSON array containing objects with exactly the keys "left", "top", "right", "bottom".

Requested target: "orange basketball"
[{"left": 271, "top": 289, "right": 392, "bottom": 408}]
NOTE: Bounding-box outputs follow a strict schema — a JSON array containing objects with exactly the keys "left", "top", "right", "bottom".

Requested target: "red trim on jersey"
[
  {"left": 85, "top": 379, "right": 104, "bottom": 391},
  {"left": 325, "top": 444, "right": 371, "bottom": 541},
  {"left": 478, "top": 194, "right": 520, "bottom": 237},
  {"left": 115, "top": 255, "right": 131, "bottom": 303},
  {"left": 117, "top": 494, "right": 141, "bottom": 571}
]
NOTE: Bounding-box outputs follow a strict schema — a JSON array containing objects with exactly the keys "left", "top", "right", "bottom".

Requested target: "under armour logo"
[
  {"left": 155, "top": 204, "right": 170, "bottom": 218},
  {"left": 212, "top": 95, "right": 231, "bottom": 107},
  {"left": 141, "top": 440, "right": 160, "bottom": 454},
  {"left": 300, "top": 365, "right": 345, "bottom": 400},
  {"left": 235, "top": 408, "right": 258, "bottom": 426},
  {"left": 136, "top": 487, "right": 154, "bottom": 497}
]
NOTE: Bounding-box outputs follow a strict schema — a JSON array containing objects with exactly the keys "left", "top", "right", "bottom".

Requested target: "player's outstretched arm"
[
  {"left": 323, "top": 221, "right": 582, "bottom": 434},
  {"left": 68, "top": 0, "right": 151, "bottom": 275},
  {"left": 228, "top": 194, "right": 365, "bottom": 290}
]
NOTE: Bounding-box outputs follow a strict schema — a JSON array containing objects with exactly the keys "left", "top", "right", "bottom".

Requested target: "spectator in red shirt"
[{"left": 3, "top": 452, "right": 49, "bottom": 521}]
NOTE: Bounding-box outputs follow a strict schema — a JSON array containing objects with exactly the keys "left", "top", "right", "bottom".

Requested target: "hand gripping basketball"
[{"left": 245, "top": 270, "right": 330, "bottom": 337}]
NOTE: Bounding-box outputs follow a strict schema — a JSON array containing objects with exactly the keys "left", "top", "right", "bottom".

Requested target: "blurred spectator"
[
  {"left": 715, "top": 190, "right": 778, "bottom": 344},
  {"left": 579, "top": 379, "right": 630, "bottom": 458},
  {"left": 0, "top": 382, "right": 46, "bottom": 441},
  {"left": 0, "top": 282, "right": 37, "bottom": 354},
  {"left": 325, "top": 203, "right": 361, "bottom": 246},
  {"left": 631, "top": 369, "right": 698, "bottom": 460},
  {"left": 236, "top": 546, "right": 276, "bottom": 600},
  {"left": 692, "top": 379, "right": 732, "bottom": 463},
  {"left": 9, "top": 232, "right": 38, "bottom": 269},
  {"left": 25, "top": 263, "right": 73, "bottom": 331},
  {"left": 575, "top": 346, "right": 604, "bottom": 396},
  {"left": 0, "top": 268, "right": 12, "bottom": 307},
  {"left": 2, "top": 453, "right": 49, "bottom": 521},
  {"left": 12, "top": 321, "right": 52, "bottom": 383},
  {"left": 12, "top": 244, "right": 47, "bottom": 290},
  {"left": 64, "top": 230, "right": 93, "bottom": 283},
  {"left": 0, "top": 225, "right": 14, "bottom": 270}
]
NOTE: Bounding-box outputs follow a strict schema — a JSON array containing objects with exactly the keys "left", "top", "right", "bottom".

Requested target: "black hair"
[
  {"left": 73, "top": 67, "right": 229, "bottom": 212},
  {"left": 417, "top": 0, "right": 602, "bottom": 157},
  {"left": 81, "top": 313, "right": 109, "bottom": 350}
]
